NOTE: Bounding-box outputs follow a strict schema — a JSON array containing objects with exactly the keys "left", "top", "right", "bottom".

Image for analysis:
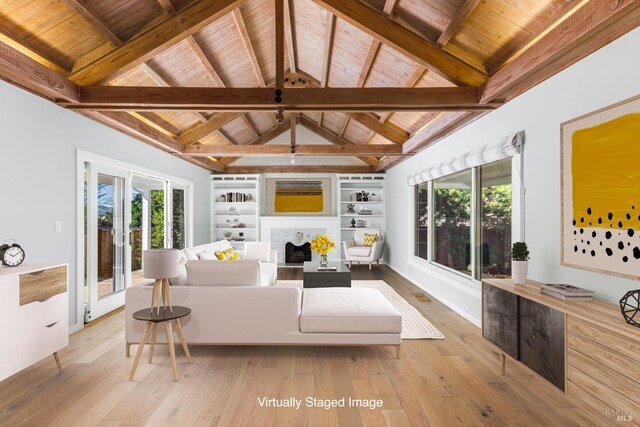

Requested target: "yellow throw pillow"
[
  {"left": 363, "top": 233, "right": 377, "bottom": 247},
  {"left": 214, "top": 248, "right": 240, "bottom": 261}
]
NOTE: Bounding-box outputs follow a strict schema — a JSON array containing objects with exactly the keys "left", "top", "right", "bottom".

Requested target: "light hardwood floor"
[{"left": 0, "top": 266, "right": 600, "bottom": 426}]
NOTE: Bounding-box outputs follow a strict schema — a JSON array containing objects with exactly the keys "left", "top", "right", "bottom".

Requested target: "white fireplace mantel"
[{"left": 260, "top": 216, "right": 340, "bottom": 262}]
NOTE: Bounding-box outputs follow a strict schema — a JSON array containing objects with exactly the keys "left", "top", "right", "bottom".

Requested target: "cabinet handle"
[
  {"left": 37, "top": 297, "right": 52, "bottom": 303},
  {"left": 45, "top": 321, "right": 59, "bottom": 328},
  {"left": 27, "top": 270, "right": 45, "bottom": 276}
]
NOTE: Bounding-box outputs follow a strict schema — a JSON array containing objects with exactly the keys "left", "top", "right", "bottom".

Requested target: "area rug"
[{"left": 276, "top": 280, "right": 445, "bottom": 340}]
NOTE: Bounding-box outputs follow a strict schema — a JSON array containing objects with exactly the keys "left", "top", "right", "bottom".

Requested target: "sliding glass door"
[
  {"left": 85, "top": 163, "right": 132, "bottom": 321},
  {"left": 84, "top": 163, "right": 191, "bottom": 323}
]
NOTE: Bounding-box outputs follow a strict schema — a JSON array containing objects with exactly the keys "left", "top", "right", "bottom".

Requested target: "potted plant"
[
  {"left": 511, "top": 242, "right": 530, "bottom": 285},
  {"left": 223, "top": 231, "right": 233, "bottom": 240}
]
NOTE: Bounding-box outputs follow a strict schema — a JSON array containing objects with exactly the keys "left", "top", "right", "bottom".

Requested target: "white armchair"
[{"left": 342, "top": 229, "right": 385, "bottom": 270}]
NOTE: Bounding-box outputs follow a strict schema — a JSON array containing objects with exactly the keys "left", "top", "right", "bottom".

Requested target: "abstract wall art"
[
  {"left": 265, "top": 178, "right": 332, "bottom": 216},
  {"left": 561, "top": 95, "right": 640, "bottom": 279}
]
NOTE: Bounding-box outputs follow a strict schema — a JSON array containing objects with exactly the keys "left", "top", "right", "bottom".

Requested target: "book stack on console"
[
  {"left": 317, "top": 266, "right": 337, "bottom": 271},
  {"left": 540, "top": 283, "right": 595, "bottom": 301}
]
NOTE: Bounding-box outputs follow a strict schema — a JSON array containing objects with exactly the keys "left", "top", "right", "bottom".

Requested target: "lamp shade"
[{"left": 143, "top": 249, "right": 180, "bottom": 279}]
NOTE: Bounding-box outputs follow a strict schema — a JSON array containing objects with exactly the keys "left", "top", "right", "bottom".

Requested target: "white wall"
[
  {"left": 0, "top": 81, "right": 212, "bottom": 332},
  {"left": 385, "top": 28, "right": 640, "bottom": 325}
]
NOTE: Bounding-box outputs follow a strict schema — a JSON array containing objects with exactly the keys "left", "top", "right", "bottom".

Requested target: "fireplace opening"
[{"left": 285, "top": 242, "right": 311, "bottom": 264}]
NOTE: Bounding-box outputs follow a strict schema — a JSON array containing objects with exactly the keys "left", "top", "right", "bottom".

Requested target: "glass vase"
[{"left": 319, "top": 254, "right": 328, "bottom": 267}]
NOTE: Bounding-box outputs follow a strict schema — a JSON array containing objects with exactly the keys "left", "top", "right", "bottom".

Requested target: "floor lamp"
[{"left": 143, "top": 249, "right": 180, "bottom": 315}]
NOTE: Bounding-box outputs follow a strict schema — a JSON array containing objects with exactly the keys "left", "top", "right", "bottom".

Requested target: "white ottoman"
[{"left": 300, "top": 288, "right": 402, "bottom": 334}]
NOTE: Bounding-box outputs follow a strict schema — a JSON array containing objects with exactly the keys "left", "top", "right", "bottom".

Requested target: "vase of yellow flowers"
[{"left": 311, "top": 234, "right": 335, "bottom": 267}]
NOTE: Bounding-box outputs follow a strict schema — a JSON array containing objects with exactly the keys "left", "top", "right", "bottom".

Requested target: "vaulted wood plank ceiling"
[{"left": 0, "top": 0, "right": 637, "bottom": 173}]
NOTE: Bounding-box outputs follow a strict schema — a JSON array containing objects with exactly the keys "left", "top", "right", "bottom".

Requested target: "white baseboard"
[{"left": 388, "top": 265, "right": 481, "bottom": 328}]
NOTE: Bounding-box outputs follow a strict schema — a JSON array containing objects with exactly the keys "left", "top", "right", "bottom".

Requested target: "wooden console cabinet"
[
  {"left": 483, "top": 279, "right": 640, "bottom": 423},
  {"left": 0, "top": 264, "right": 68, "bottom": 381}
]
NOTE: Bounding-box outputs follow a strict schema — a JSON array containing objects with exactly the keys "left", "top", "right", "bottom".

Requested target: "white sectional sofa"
[
  {"left": 125, "top": 239, "right": 402, "bottom": 356},
  {"left": 126, "top": 286, "right": 402, "bottom": 355},
  {"left": 175, "top": 240, "right": 278, "bottom": 287}
]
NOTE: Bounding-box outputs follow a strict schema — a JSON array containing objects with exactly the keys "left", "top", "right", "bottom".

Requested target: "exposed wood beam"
[
  {"left": 127, "top": 111, "right": 177, "bottom": 138},
  {"left": 382, "top": 0, "right": 399, "bottom": 15},
  {"left": 185, "top": 35, "right": 225, "bottom": 87},
  {"left": 346, "top": 113, "right": 409, "bottom": 144},
  {"left": 436, "top": 0, "right": 481, "bottom": 47},
  {"left": 0, "top": 27, "right": 70, "bottom": 77},
  {"left": 183, "top": 144, "right": 406, "bottom": 157},
  {"left": 240, "top": 115, "right": 260, "bottom": 139},
  {"left": 184, "top": 35, "right": 259, "bottom": 140},
  {"left": 178, "top": 112, "right": 243, "bottom": 144},
  {"left": 232, "top": 8, "right": 266, "bottom": 87},
  {"left": 318, "top": 11, "right": 336, "bottom": 126},
  {"left": 283, "top": 0, "right": 296, "bottom": 73},
  {"left": 275, "top": 0, "right": 285, "bottom": 87},
  {"left": 70, "top": 0, "right": 248, "bottom": 86},
  {"left": 62, "top": 0, "right": 123, "bottom": 47},
  {"left": 298, "top": 116, "right": 379, "bottom": 166},
  {"left": 81, "top": 110, "right": 223, "bottom": 172},
  {"left": 320, "top": 12, "right": 336, "bottom": 88},
  {"left": 338, "top": 38, "right": 380, "bottom": 137},
  {"left": 309, "top": 0, "right": 486, "bottom": 86},
  {"left": 65, "top": 86, "right": 494, "bottom": 112},
  {"left": 0, "top": 42, "right": 78, "bottom": 102},
  {"left": 225, "top": 166, "right": 374, "bottom": 174},
  {"left": 364, "top": 65, "right": 427, "bottom": 143},
  {"left": 156, "top": 0, "right": 177, "bottom": 15},
  {"left": 480, "top": 0, "right": 640, "bottom": 103},
  {"left": 218, "top": 120, "right": 291, "bottom": 166}
]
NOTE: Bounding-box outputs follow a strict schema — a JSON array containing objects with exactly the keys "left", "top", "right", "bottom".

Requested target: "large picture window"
[
  {"left": 414, "top": 158, "right": 513, "bottom": 279},
  {"left": 434, "top": 170, "right": 472, "bottom": 275}
]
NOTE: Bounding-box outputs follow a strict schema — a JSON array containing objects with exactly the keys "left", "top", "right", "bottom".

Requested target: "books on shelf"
[{"left": 540, "top": 283, "right": 594, "bottom": 301}]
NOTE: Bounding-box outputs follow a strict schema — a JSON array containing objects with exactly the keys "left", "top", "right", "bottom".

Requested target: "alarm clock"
[{"left": 0, "top": 240, "right": 25, "bottom": 267}]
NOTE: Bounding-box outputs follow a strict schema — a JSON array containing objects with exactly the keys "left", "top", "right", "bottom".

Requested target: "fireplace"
[{"left": 285, "top": 242, "right": 311, "bottom": 264}]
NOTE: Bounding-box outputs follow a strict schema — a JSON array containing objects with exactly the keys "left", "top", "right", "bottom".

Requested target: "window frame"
[{"left": 410, "top": 155, "right": 523, "bottom": 285}]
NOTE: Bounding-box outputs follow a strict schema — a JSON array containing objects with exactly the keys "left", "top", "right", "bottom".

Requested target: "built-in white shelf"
[
  {"left": 337, "top": 174, "right": 386, "bottom": 259},
  {"left": 211, "top": 175, "right": 260, "bottom": 247}
]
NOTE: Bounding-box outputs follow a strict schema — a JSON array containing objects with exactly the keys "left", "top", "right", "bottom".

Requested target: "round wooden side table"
[{"left": 129, "top": 306, "right": 192, "bottom": 382}]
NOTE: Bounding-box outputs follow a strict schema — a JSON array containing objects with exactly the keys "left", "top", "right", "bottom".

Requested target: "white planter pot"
[{"left": 512, "top": 261, "right": 528, "bottom": 285}]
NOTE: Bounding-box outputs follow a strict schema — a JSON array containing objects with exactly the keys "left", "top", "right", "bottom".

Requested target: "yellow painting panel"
[
  {"left": 274, "top": 195, "right": 323, "bottom": 212},
  {"left": 572, "top": 113, "right": 640, "bottom": 230}
]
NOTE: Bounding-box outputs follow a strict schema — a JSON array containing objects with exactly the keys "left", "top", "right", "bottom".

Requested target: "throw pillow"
[
  {"left": 363, "top": 233, "right": 377, "bottom": 247},
  {"left": 215, "top": 248, "right": 240, "bottom": 261},
  {"left": 198, "top": 251, "right": 218, "bottom": 260}
]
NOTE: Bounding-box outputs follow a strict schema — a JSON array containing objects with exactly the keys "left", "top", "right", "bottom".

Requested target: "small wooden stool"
[{"left": 129, "top": 306, "right": 192, "bottom": 382}]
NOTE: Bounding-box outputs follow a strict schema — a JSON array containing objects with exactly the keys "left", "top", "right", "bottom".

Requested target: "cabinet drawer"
[
  {"left": 16, "top": 293, "right": 67, "bottom": 334},
  {"left": 567, "top": 315, "right": 640, "bottom": 361},
  {"left": 20, "top": 266, "right": 67, "bottom": 306},
  {"left": 17, "top": 316, "right": 68, "bottom": 369}
]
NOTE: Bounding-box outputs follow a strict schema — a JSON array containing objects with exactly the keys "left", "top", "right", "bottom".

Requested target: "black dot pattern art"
[
  {"left": 620, "top": 290, "right": 640, "bottom": 328},
  {"left": 572, "top": 205, "right": 640, "bottom": 266}
]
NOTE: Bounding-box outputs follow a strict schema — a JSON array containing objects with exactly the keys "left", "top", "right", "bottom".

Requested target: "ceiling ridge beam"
[
  {"left": 70, "top": 0, "right": 249, "bottom": 86},
  {"left": 308, "top": 0, "right": 487, "bottom": 87},
  {"left": 436, "top": 0, "right": 481, "bottom": 48}
]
